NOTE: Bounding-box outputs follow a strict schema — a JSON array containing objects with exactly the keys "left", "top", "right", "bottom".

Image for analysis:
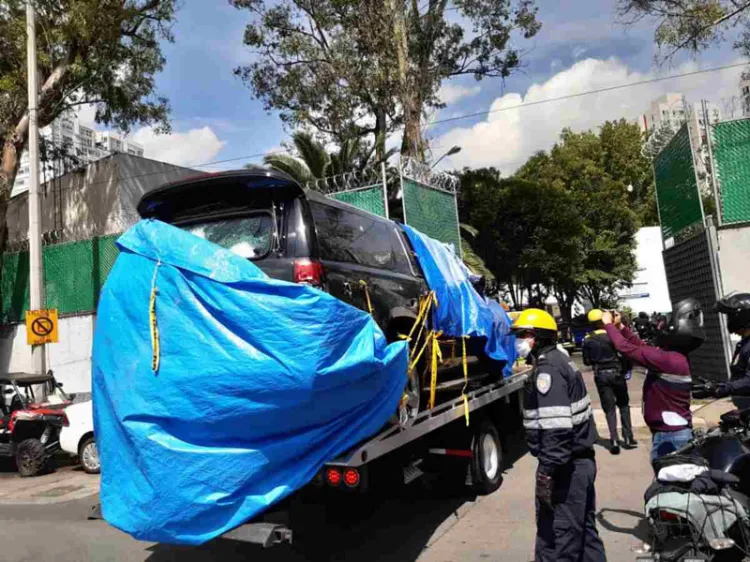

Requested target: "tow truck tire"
[
  {"left": 16, "top": 438, "right": 47, "bottom": 477},
  {"left": 470, "top": 421, "right": 503, "bottom": 495}
]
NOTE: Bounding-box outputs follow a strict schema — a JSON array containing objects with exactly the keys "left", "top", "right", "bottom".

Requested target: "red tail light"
[
  {"left": 294, "top": 259, "right": 325, "bottom": 287},
  {"left": 658, "top": 510, "right": 679, "bottom": 521},
  {"left": 344, "top": 469, "right": 360, "bottom": 487},
  {"left": 326, "top": 468, "right": 342, "bottom": 486},
  {"left": 61, "top": 413, "right": 69, "bottom": 427}
]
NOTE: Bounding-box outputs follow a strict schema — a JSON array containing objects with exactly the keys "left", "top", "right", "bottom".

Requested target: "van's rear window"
[{"left": 183, "top": 213, "right": 274, "bottom": 260}]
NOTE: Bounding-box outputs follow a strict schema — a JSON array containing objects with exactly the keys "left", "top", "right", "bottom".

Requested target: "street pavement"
[{"left": 0, "top": 356, "right": 735, "bottom": 561}]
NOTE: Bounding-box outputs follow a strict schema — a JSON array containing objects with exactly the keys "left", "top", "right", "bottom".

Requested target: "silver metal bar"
[
  {"left": 381, "top": 161, "right": 389, "bottom": 219},
  {"left": 327, "top": 370, "right": 530, "bottom": 468},
  {"left": 704, "top": 100, "right": 722, "bottom": 227}
]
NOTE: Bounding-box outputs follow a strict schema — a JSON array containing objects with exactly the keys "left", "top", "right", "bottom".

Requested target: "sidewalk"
[{"left": 0, "top": 463, "right": 100, "bottom": 505}]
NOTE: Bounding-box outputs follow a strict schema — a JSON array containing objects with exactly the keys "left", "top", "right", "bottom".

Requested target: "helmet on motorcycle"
[
  {"left": 714, "top": 293, "right": 750, "bottom": 334},
  {"left": 656, "top": 298, "right": 706, "bottom": 354}
]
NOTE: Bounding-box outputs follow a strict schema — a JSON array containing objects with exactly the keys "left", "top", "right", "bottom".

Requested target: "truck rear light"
[
  {"left": 294, "top": 259, "right": 325, "bottom": 287},
  {"left": 343, "top": 469, "right": 360, "bottom": 487},
  {"left": 326, "top": 468, "right": 342, "bottom": 486}
]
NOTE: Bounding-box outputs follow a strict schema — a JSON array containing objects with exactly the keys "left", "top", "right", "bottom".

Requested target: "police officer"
[
  {"left": 695, "top": 293, "right": 750, "bottom": 405},
  {"left": 582, "top": 309, "right": 637, "bottom": 455},
  {"left": 512, "top": 309, "right": 606, "bottom": 562}
]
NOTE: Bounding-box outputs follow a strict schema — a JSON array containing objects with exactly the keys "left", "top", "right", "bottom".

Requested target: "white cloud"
[
  {"left": 130, "top": 126, "right": 226, "bottom": 167},
  {"left": 438, "top": 82, "right": 482, "bottom": 105},
  {"left": 433, "top": 57, "right": 745, "bottom": 173}
]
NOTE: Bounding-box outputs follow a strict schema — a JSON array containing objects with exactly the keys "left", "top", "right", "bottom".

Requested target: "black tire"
[
  {"left": 16, "top": 438, "right": 47, "bottom": 478},
  {"left": 78, "top": 436, "right": 100, "bottom": 475},
  {"left": 470, "top": 420, "right": 503, "bottom": 495}
]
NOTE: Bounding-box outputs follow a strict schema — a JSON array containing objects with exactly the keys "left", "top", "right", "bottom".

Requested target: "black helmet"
[
  {"left": 714, "top": 293, "right": 750, "bottom": 334},
  {"left": 656, "top": 298, "right": 706, "bottom": 353}
]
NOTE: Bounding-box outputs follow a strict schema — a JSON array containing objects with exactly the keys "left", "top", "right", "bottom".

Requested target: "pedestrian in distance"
[
  {"left": 582, "top": 309, "right": 637, "bottom": 455},
  {"left": 600, "top": 299, "right": 706, "bottom": 463},
  {"left": 512, "top": 308, "right": 606, "bottom": 562},
  {"left": 692, "top": 293, "right": 750, "bottom": 407}
]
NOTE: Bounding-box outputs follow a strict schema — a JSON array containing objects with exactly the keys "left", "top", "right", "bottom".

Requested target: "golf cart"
[{"left": 0, "top": 371, "right": 71, "bottom": 477}]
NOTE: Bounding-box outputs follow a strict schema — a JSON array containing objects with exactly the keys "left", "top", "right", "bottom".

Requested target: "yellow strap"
[
  {"left": 149, "top": 262, "right": 161, "bottom": 373},
  {"left": 461, "top": 336, "right": 470, "bottom": 426},
  {"left": 429, "top": 330, "right": 444, "bottom": 409},
  {"left": 359, "top": 280, "right": 374, "bottom": 315}
]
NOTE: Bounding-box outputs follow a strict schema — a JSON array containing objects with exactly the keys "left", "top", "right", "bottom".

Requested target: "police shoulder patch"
[{"left": 536, "top": 372, "right": 552, "bottom": 395}]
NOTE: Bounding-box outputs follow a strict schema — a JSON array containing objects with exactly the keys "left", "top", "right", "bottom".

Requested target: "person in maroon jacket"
[{"left": 600, "top": 298, "right": 706, "bottom": 463}]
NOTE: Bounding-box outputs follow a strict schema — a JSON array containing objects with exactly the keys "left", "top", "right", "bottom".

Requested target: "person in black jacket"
[
  {"left": 582, "top": 309, "right": 637, "bottom": 454},
  {"left": 694, "top": 293, "right": 750, "bottom": 404},
  {"left": 513, "top": 308, "right": 606, "bottom": 562}
]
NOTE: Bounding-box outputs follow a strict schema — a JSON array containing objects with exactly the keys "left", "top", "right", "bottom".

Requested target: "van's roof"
[
  {"left": 137, "top": 169, "right": 303, "bottom": 218},
  {"left": 139, "top": 168, "right": 397, "bottom": 227}
]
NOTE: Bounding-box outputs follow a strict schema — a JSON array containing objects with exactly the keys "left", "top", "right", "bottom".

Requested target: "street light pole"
[
  {"left": 27, "top": 1, "right": 46, "bottom": 374},
  {"left": 432, "top": 145, "right": 461, "bottom": 169}
]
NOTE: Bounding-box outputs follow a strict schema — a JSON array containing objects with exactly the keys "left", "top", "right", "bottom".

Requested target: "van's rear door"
[{"left": 138, "top": 171, "right": 312, "bottom": 282}]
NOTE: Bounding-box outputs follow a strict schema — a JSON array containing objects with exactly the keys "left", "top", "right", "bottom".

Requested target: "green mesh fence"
[
  {"left": 0, "top": 234, "right": 121, "bottom": 323},
  {"left": 329, "top": 185, "right": 387, "bottom": 218},
  {"left": 711, "top": 119, "right": 750, "bottom": 224},
  {"left": 402, "top": 178, "right": 461, "bottom": 255},
  {"left": 654, "top": 124, "right": 703, "bottom": 240}
]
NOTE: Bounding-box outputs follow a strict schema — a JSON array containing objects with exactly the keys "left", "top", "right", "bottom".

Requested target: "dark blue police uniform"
[{"left": 523, "top": 345, "right": 606, "bottom": 562}]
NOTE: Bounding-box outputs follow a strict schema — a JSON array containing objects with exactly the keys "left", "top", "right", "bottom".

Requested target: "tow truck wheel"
[
  {"left": 16, "top": 438, "right": 47, "bottom": 477},
  {"left": 470, "top": 421, "right": 503, "bottom": 495}
]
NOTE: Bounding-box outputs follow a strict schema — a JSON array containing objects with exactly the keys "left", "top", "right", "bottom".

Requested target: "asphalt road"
[{"left": 0, "top": 355, "right": 656, "bottom": 561}]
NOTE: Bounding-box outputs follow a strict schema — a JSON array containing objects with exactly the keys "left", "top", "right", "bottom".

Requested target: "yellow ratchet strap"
[
  {"left": 358, "top": 280, "right": 374, "bottom": 315},
  {"left": 149, "top": 262, "right": 161, "bottom": 373},
  {"left": 461, "top": 336, "right": 469, "bottom": 426},
  {"left": 429, "top": 330, "right": 444, "bottom": 409}
]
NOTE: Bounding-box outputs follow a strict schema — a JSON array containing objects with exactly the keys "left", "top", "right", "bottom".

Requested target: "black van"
[{"left": 137, "top": 169, "right": 427, "bottom": 341}]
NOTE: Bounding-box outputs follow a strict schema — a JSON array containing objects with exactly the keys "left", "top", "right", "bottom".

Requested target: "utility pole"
[{"left": 27, "top": 1, "right": 46, "bottom": 374}]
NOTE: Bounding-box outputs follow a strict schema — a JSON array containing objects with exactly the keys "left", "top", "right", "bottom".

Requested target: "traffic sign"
[{"left": 26, "top": 309, "right": 59, "bottom": 345}]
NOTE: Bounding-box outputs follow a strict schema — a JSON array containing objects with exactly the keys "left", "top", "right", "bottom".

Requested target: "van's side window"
[{"left": 310, "top": 202, "right": 395, "bottom": 269}]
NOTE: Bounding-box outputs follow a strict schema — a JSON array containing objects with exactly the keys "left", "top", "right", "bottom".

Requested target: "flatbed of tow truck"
[{"left": 212, "top": 367, "right": 532, "bottom": 547}]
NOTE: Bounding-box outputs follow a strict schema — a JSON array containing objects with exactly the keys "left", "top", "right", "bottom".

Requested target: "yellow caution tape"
[{"left": 149, "top": 262, "right": 161, "bottom": 373}]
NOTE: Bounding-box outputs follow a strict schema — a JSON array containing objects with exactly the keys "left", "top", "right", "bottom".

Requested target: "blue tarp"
[
  {"left": 92, "top": 220, "right": 408, "bottom": 545},
  {"left": 401, "top": 224, "right": 516, "bottom": 376}
]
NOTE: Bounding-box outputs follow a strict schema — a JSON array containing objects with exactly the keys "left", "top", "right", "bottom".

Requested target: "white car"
[{"left": 59, "top": 400, "right": 99, "bottom": 474}]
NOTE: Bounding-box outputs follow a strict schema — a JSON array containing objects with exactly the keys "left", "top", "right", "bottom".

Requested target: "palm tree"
[
  {"left": 260, "top": 131, "right": 398, "bottom": 186},
  {"left": 261, "top": 132, "right": 328, "bottom": 184},
  {"left": 459, "top": 223, "right": 495, "bottom": 281}
]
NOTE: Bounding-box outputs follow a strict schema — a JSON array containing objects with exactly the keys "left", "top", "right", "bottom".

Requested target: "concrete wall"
[
  {"left": 2, "top": 155, "right": 201, "bottom": 392},
  {"left": 618, "top": 227, "right": 672, "bottom": 313},
  {"left": 717, "top": 224, "right": 750, "bottom": 295},
  {"left": 0, "top": 315, "right": 94, "bottom": 393},
  {"left": 6, "top": 154, "right": 199, "bottom": 243}
]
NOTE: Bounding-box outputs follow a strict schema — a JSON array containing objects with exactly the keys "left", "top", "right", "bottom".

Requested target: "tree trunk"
[{"left": 375, "top": 107, "right": 387, "bottom": 162}]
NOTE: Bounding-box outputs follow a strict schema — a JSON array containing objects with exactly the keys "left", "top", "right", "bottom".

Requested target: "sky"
[{"left": 82, "top": 0, "right": 749, "bottom": 175}]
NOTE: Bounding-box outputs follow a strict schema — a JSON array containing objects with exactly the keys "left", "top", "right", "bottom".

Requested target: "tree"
[
  {"left": 0, "top": 0, "right": 176, "bottom": 244},
  {"left": 617, "top": 0, "right": 750, "bottom": 61},
  {"left": 231, "top": 0, "right": 541, "bottom": 159},
  {"left": 261, "top": 131, "right": 396, "bottom": 184},
  {"left": 458, "top": 170, "right": 584, "bottom": 312},
  {"left": 517, "top": 123, "right": 640, "bottom": 309}
]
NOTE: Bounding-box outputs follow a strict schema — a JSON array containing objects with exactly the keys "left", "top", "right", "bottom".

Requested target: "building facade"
[
  {"left": 12, "top": 112, "right": 144, "bottom": 197},
  {"left": 617, "top": 227, "right": 672, "bottom": 315}
]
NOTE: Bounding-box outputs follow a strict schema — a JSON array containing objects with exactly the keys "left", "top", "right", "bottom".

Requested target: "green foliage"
[
  {"left": 617, "top": 0, "right": 750, "bottom": 61},
  {"left": 0, "top": 0, "right": 176, "bottom": 203},
  {"left": 231, "top": 0, "right": 541, "bottom": 158},
  {"left": 516, "top": 121, "right": 641, "bottom": 309},
  {"left": 458, "top": 171, "right": 583, "bottom": 309},
  {"left": 260, "top": 131, "right": 393, "bottom": 184}
]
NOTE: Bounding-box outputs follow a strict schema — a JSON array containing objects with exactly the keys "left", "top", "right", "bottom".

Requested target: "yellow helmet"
[
  {"left": 587, "top": 309, "right": 603, "bottom": 324},
  {"left": 511, "top": 308, "right": 557, "bottom": 333}
]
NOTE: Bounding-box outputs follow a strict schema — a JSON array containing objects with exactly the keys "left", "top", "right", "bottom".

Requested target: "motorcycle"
[{"left": 635, "top": 406, "right": 750, "bottom": 561}]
